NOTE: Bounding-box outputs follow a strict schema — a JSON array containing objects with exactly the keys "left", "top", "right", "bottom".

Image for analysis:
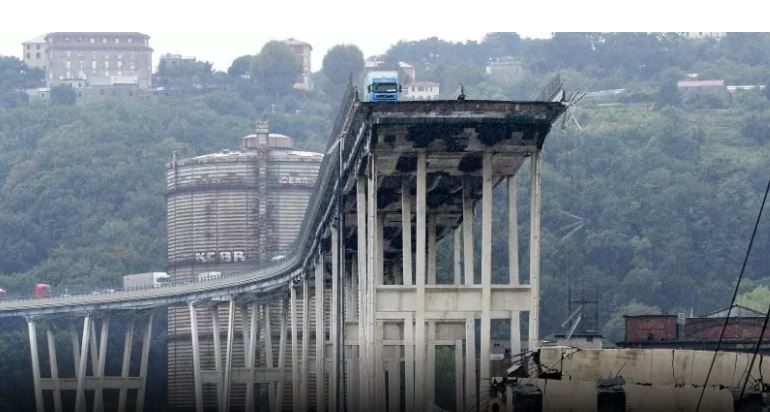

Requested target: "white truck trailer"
[{"left": 123, "top": 272, "right": 170, "bottom": 290}]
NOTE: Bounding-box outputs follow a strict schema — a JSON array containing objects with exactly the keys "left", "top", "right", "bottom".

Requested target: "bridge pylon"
[{"left": 26, "top": 311, "right": 154, "bottom": 412}]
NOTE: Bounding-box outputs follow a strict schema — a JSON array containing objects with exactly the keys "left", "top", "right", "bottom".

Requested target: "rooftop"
[
  {"left": 23, "top": 34, "right": 47, "bottom": 44},
  {"left": 46, "top": 32, "right": 150, "bottom": 39},
  {"left": 282, "top": 38, "right": 312, "bottom": 49},
  {"left": 677, "top": 79, "right": 725, "bottom": 88}
]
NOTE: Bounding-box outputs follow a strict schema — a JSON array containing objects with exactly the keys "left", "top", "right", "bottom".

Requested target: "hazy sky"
[
  {"left": 0, "top": 0, "right": 548, "bottom": 72},
  {"left": 3, "top": 30, "right": 526, "bottom": 72},
  {"left": 0, "top": 0, "right": 750, "bottom": 72}
]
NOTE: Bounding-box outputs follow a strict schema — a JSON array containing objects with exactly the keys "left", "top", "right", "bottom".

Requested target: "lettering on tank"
[{"left": 195, "top": 250, "right": 247, "bottom": 263}]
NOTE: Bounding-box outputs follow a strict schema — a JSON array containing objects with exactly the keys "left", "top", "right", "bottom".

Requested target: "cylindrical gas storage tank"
[
  {"left": 166, "top": 125, "right": 322, "bottom": 279},
  {"left": 166, "top": 122, "right": 322, "bottom": 410}
]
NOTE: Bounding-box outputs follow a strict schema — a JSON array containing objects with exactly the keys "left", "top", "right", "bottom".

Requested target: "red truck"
[{"left": 34, "top": 283, "right": 52, "bottom": 299}]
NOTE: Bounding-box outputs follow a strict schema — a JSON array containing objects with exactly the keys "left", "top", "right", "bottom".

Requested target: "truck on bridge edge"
[
  {"left": 362, "top": 70, "right": 401, "bottom": 102},
  {"left": 123, "top": 272, "right": 170, "bottom": 290}
]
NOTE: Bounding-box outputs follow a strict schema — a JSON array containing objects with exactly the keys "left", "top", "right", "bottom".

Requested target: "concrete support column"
[
  {"left": 453, "top": 228, "right": 462, "bottom": 285},
  {"left": 137, "top": 313, "right": 153, "bottom": 412},
  {"left": 189, "top": 303, "right": 204, "bottom": 412},
  {"left": 387, "top": 358, "right": 400, "bottom": 412},
  {"left": 27, "top": 319, "right": 44, "bottom": 412},
  {"left": 357, "top": 176, "right": 369, "bottom": 409},
  {"left": 528, "top": 152, "right": 542, "bottom": 351},
  {"left": 265, "top": 304, "right": 277, "bottom": 411},
  {"left": 480, "top": 151, "right": 493, "bottom": 410},
  {"left": 211, "top": 307, "right": 224, "bottom": 411},
  {"left": 508, "top": 176, "right": 522, "bottom": 356},
  {"left": 291, "top": 285, "right": 300, "bottom": 411},
  {"left": 224, "top": 298, "right": 236, "bottom": 412},
  {"left": 404, "top": 315, "right": 415, "bottom": 412},
  {"left": 427, "top": 215, "right": 437, "bottom": 284},
  {"left": 276, "top": 300, "right": 288, "bottom": 412},
  {"left": 117, "top": 319, "right": 134, "bottom": 412},
  {"left": 402, "top": 179, "right": 412, "bottom": 286},
  {"left": 377, "top": 214, "right": 385, "bottom": 286},
  {"left": 455, "top": 339, "right": 464, "bottom": 412},
  {"left": 464, "top": 314, "right": 476, "bottom": 412},
  {"left": 462, "top": 178, "right": 474, "bottom": 285},
  {"left": 374, "top": 320, "right": 385, "bottom": 412},
  {"left": 74, "top": 315, "right": 91, "bottom": 412},
  {"left": 89, "top": 322, "right": 98, "bottom": 382},
  {"left": 426, "top": 322, "right": 436, "bottom": 406},
  {"left": 415, "top": 150, "right": 427, "bottom": 410},
  {"left": 46, "top": 327, "right": 63, "bottom": 412},
  {"left": 245, "top": 303, "right": 259, "bottom": 412},
  {"left": 508, "top": 176, "right": 520, "bottom": 284},
  {"left": 366, "top": 156, "right": 379, "bottom": 407},
  {"left": 331, "top": 228, "right": 340, "bottom": 412},
  {"left": 70, "top": 324, "right": 81, "bottom": 376},
  {"left": 94, "top": 317, "right": 110, "bottom": 412},
  {"left": 301, "top": 277, "right": 310, "bottom": 412},
  {"left": 314, "top": 254, "right": 325, "bottom": 412}
]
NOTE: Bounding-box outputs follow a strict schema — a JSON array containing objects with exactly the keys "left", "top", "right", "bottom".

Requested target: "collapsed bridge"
[{"left": 0, "top": 85, "right": 566, "bottom": 412}]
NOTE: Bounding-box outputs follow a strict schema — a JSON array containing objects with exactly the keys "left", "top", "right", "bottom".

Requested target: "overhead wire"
[{"left": 695, "top": 176, "right": 770, "bottom": 412}]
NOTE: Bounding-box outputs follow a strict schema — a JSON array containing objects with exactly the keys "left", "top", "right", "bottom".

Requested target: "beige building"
[
  {"left": 280, "top": 38, "right": 313, "bottom": 91},
  {"left": 42, "top": 32, "right": 153, "bottom": 90},
  {"left": 22, "top": 35, "right": 47, "bottom": 69},
  {"left": 402, "top": 81, "right": 441, "bottom": 100}
]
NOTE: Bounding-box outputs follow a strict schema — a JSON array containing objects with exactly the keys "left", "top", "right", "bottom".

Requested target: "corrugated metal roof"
[{"left": 704, "top": 304, "right": 764, "bottom": 318}]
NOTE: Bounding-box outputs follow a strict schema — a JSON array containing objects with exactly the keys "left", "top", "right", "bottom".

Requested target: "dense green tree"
[
  {"left": 655, "top": 67, "right": 685, "bottom": 108},
  {"left": 322, "top": 44, "right": 364, "bottom": 86},
  {"left": 228, "top": 55, "right": 254, "bottom": 78},
  {"left": 155, "top": 58, "right": 216, "bottom": 93},
  {"left": 482, "top": 32, "right": 522, "bottom": 57},
  {"left": 49, "top": 85, "right": 76, "bottom": 105},
  {"left": 0, "top": 56, "right": 43, "bottom": 91},
  {"left": 249, "top": 41, "right": 302, "bottom": 96},
  {"left": 0, "top": 56, "right": 43, "bottom": 108},
  {"left": 741, "top": 111, "right": 770, "bottom": 144},
  {"left": 738, "top": 286, "right": 770, "bottom": 312}
]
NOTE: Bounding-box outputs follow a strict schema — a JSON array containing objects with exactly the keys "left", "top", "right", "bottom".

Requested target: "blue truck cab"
[{"left": 363, "top": 71, "right": 401, "bottom": 102}]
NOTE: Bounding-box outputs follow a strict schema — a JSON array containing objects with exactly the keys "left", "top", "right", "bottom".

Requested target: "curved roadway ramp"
[{"left": 0, "top": 97, "right": 566, "bottom": 412}]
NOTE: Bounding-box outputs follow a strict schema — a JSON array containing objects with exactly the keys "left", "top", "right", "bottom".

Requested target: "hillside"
[{"left": 0, "top": 32, "right": 769, "bottom": 344}]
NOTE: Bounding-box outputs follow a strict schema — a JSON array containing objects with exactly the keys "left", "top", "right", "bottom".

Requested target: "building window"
[
  {"left": 115, "top": 38, "right": 120, "bottom": 44},
  {"left": 36, "top": 52, "right": 41, "bottom": 59},
  {"left": 104, "top": 61, "right": 109, "bottom": 69},
  {"left": 102, "top": 38, "right": 107, "bottom": 43},
  {"left": 66, "top": 51, "right": 71, "bottom": 57},
  {"left": 66, "top": 61, "right": 71, "bottom": 69},
  {"left": 128, "top": 38, "right": 133, "bottom": 43},
  {"left": 26, "top": 52, "right": 30, "bottom": 59},
  {"left": 92, "top": 61, "right": 97, "bottom": 69},
  {"left": 26, "top": 44, "right": 30, "bottom": 50}
]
